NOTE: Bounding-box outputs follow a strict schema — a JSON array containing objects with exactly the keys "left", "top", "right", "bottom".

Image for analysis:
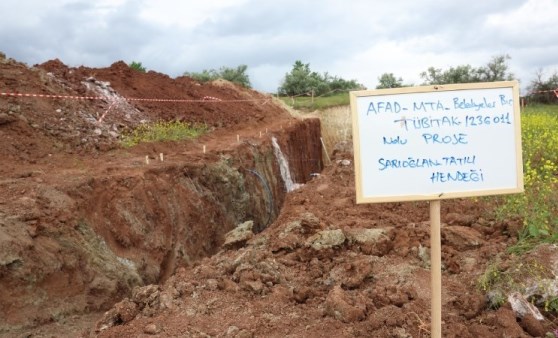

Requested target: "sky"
[{"left": 0, "top": 0, "right": 557, "bottom": 95}]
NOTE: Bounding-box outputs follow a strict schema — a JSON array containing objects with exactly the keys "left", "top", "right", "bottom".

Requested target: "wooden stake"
[
  {"left": 203, "top": 145, "right": 206, "bottom": 154},
  {"left": 237, "top": 134, "right": 240, "bottom": 143},
  {"left": 430, "top": 200, "right": 442, "bottom": 338},
  {"left": 259, "top": 131, "right": 262, "bottom": 138},
  {"left": 265, "top": 128, "right": 268, "bottom": 134},
  {"left": 145, "top": 155, "right": 149, "bottom": 165},
  {"left": 159, "top": 153, "right": 164, "bottom": 161}
]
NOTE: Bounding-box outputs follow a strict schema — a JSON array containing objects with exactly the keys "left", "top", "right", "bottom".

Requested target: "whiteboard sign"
[{"left": 350, "top": 81, "right": 523, "bottom": 203}]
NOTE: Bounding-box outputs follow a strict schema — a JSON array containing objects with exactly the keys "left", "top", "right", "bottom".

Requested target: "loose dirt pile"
[{"left": 1, "top": 52, "right": 557, "bottom": 337}]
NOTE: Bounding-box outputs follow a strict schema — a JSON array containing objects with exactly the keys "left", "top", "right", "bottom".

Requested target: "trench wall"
[{"left": 0, "top": 118, "right": 322, "bottom": 330}]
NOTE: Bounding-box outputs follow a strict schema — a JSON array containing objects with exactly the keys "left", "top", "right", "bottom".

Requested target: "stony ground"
[{"left": 1, "top": 53, "right": 557, "bottom": 337}]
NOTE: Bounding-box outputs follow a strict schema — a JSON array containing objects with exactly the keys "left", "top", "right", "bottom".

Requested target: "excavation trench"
[{"left": 0, "top": 118, "right": 323, "bottom": 330}]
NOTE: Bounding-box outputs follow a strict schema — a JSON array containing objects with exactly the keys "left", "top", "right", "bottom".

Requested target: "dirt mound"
[{"left": 1, "top": 55, "right": 286, "bottom": 162}]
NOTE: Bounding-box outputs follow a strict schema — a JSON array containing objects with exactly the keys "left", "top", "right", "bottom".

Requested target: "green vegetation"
[
  {"left": 420, "top": 54, "right": 514, "bottom": 85},
  {"left": 278, "top": 91, "right": 350, "bottom": 111},
  {"left": 129, "top": 61, "right": 146, "bottom": 73},
  {"left": 376, "top": 73, "right": 405, "bottom": 89},
  {"left": 184, "top": 65, "right": 251, "bottom": 88},
  {"left": 494, "top": 104, "right": 558, "bottom": 254},
  {"left": 120, "top": 121, "right": 209, "bottom": 147},
  {"left": 278, "top": 60, "right": 364, "bottom": 97}
]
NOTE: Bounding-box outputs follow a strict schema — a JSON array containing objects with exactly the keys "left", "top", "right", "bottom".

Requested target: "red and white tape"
[
  {"left": 527, "top": 88, "right": 558, "bottom": 98},
  {"left": 1, "top": 90, "right": 273, "bottom": 124},
  {"left": 1, "top": 92, "right": 103, "bottom": 100},
  {"left": 0, "top": 91, "right": 270, "bottom": 103}
]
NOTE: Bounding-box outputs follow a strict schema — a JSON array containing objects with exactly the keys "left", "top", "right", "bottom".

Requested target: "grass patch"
[
  {"left": 120, "top": 121, "right": 209, "bottom": 147},
  {"left": 278, "top": 92, "right": 350, "bottom": 111}
]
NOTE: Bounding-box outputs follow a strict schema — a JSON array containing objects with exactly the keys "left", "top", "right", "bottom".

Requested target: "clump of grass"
[
  {"left": 120, "top": 121, "right": 208, "bottom": 147},
  {"left": 493, "top": 105, "right": 558, "bottom": 254}
]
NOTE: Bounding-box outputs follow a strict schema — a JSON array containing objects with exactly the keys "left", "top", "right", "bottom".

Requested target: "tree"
[
  {"left": 184, "top": 65, "right": 252, "bottom": 88},
  {"left": 218, "top": 65, "right": 251, "bottom": 88},
  {"left": 129, "top": 61, "right": 146, "bottom": 73},
  {"left": 278, "top": 60, "right": 364, "bottom": 96},
  {"left": 476, "top": 54, "right": 514, "bottom": 82},
  {"left": 376, "top": 73, "right": 404, "bottom": 89},
  {"left": 420, "top": 54, "right": 514, "bottom": 85}
]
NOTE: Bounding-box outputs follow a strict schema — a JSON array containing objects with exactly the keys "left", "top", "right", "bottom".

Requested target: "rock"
[
  {"left": 306, "top": 229, "right": 345, "bottom": 250},
  {"left": 299, "top": 212, "right": 321, "bottom": 232},
  {"left": 508, "top": 292, "right": 544, "bottom": 320},
  {"left": 329, "top": 257, "right": 374, "bottom": 288},
  {"left": 94, "top": 298, "right": 138, "bottom": 332},
  {"left": 344, "top": 227, "right": 393, "bottom": 255},
  {"left": 143, "top": 323, "right": 160, "bottom": 335},
  {"left": 226, "top": 326, "right": 240, "bottom": 336},
  {"left": 132, "top": 284, "right": 160, "bottom": 313},
  {"left": 324, "top": 285, "right": 366, "bottom": 323},
  {"left": 0, "top": 112, "right": 17, "bottom": 125},
  {"left": 292, "top": 286, "right": 312, "bottom": 303},
  {"left": 443, "top": 225, "right": 483, "bottom": 250},
  {"left": 445, "top": 212, "right": 476, "bottom": 226},
  {"left": 93, "top": 128, "right": 102, "bottom": 136},
  {"left": 519, "top": 314, "right": 546, "bottom": 337},
  {"left": 223, "top": 221, "right": 254, "bottom": 249}
]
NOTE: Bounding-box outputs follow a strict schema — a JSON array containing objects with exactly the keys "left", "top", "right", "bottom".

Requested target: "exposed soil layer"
[{"left": 1, "top": 53, "right": 557, "bottom": 337}]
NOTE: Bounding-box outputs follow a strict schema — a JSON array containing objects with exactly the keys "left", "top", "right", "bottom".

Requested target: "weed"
[
  {"left": 129, "top": 61, "right": 146, "bottom": 73},
  {"left": 120, "top": 121, "right": 208, "bottom": 147}
]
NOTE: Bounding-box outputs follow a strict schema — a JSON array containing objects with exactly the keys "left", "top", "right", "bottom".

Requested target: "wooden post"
[
  {"left": 237, "top": 134, "right": 240, "bottom": 143},
  {"left": 203, "top": 145, "right": 206, "bottom": 154},
  {"left": 145, "top": 155, "right": 149, "bottom": 165},
  {"left": 159, "top": 153, "right": 164, "bottom": 161},
  {"left": 430, "top": 200, "right": 442, "bottom": 338}
]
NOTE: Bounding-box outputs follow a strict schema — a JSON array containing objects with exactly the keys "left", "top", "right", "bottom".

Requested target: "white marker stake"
[
  {"left": 145, "top": 156, "right": 149, "bottom": 165},
  {"left": 237, "top": 134, "right": 240, "bottom": 143},
  {"left": 203, "top": 145, "right": 206, "bottom": 154},
  {"left": 430, "top": 200, "right": 442, "bottom": 338},
  {"left": 159, "top": 153, "right": 164, "bottom": 161}
]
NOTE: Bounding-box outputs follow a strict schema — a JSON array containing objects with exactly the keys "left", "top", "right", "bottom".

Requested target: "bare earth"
[{"left": 0, "top": 53, "right": 557, "bottom": 337}]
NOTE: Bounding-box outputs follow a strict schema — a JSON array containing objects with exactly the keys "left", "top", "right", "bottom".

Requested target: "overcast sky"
[{"left": 1, "top": 0, "right": 557, "bottom": 94}]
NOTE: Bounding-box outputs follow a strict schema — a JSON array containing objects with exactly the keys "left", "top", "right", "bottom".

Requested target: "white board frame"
[{"left": 350, "top": 81, "right": 523, "bottom": 203}]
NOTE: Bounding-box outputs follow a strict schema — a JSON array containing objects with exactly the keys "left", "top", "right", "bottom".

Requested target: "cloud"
[{"left": 0, "top": 0, "right": 556, "bottom": 93}]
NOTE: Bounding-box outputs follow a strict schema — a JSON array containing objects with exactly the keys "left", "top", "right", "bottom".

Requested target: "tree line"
[
  {"left": 128, "top": 55, "right": 557, "bottom": 103},
  {"left": 376, "top": 54, "right": 558, "bottom": 104}
]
